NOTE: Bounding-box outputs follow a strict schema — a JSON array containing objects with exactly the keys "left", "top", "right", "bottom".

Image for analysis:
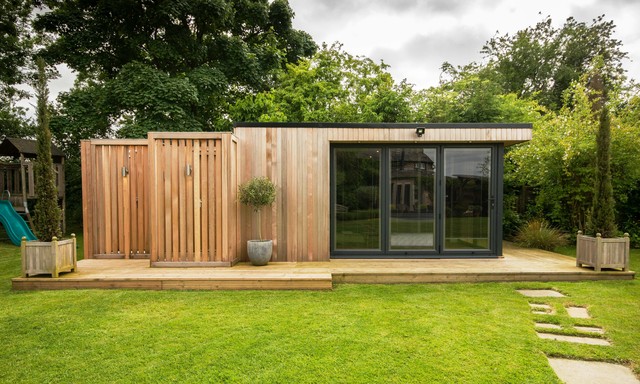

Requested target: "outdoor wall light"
[
  {"left": 416, "top": 127, "right": 425, "bottom": 137},
  {"left": 121, "top": 166, "right": 129, "bottom": 177}
]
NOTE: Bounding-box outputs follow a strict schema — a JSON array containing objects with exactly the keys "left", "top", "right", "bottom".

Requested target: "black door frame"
[{"left": 330, "top": 143, "right": 504, "bottom": 259}]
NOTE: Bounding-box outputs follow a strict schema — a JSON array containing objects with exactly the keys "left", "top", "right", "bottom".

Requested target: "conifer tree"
[
  {"left": 33, "top": 57, "right": 62, "bottom": 241},
  {"left": 589, "top": 64, "right": 616, "bottom": 237}
]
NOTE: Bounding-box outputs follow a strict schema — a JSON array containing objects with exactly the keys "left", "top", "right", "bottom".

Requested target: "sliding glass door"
[
  {"left": 334, "top": 148, "right": 381, "bottom": 250},
  {"left": 332, "top": 145, "right": 498, "bottom": 257},
  {"left": 444, "top": 148, "right": 492, "bottom": 250},
  {"left": 389, "top": 148, "right": 436, "bottom": 251}
]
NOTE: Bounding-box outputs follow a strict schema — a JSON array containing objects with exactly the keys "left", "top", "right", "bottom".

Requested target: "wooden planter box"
[
  {"left": 21, "top": 234, "right": 77, "bottom": 278},
  {"left": 576, "top": 231, "right": 630, "bottom": 272}
]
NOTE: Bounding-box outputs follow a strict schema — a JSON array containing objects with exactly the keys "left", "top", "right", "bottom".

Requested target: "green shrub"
[
  {"left": 514, "top": 219, "right": 568, "bottom": 251},
  {"left": 238, "top": 176, "right": 276, "bottom": 240},
  {"left": 238, "top": 177, "right": 276, "bottom": 212}
]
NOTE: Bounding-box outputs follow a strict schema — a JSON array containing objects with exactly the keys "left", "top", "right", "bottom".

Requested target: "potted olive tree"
[
  {"left": 22, "top": 58, "right": 77, "bottom": 278},
  {"left": 238, "top": 176, "right": 277, "bottom": 266},
  {"left": 576, "top": 63, "right": 629, "bottom": 272}
]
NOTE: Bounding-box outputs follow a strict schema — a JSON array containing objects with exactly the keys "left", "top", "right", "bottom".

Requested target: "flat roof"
[{"left": 234, "top": 122, "right": 532, "bottom": 129}]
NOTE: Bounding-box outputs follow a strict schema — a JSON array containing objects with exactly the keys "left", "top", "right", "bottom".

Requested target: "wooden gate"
[
  {"left": 82, "top": 133, "right": 239, "bottom": 264},
  {"left": 148, "top": 132, "right": 238, "bottom": 266},
  {"left": 81, "top": 140, "right": 149, "bottom": 258}
]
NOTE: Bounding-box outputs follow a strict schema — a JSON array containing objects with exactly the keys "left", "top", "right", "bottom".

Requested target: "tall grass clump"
[{"left": 514, "top": 219, "right": 568, "bottom": 251}]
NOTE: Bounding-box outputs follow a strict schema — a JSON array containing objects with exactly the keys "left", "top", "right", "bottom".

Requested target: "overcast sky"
[{"left": 288, "top": 0, "right": 640, "bottom": 89}]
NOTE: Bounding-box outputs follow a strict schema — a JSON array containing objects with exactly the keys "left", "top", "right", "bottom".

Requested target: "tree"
[
  {"left": 0, "top": 0, "right": 32, "bottom": 87},
  {"left": 231, "top": 43, "right": 414, "bottom": 123},
  {"left": 615, "top": 90, "right": 640, "bottom": 245},
  {"left": 0, "top": 0, "right": 34, "bottom": 136},
  {"left": 412, "top": 62, "right": 544, "bottom": 124},
  {"left": 507, "top": 75, "right": 640, "bottom": 233},
  {"left": 33, "top": 57, "right": 62, "bottom": 241},
  {"left": 482, "top": 15, "right": 628, "bottom": 110},
  {"left": 588, "top": 61, "right": 616, "bottom": 237},
  {"left": 36, "top": 0, "right": 316, "bottom": 136}
]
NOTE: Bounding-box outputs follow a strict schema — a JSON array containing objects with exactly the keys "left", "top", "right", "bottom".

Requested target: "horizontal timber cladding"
[
  {"left": 148, "top": 132, "right": 239, "bottom": 266},
  {"left": 233, "top": 123, "right": 532, "bottom": 262},
  {"left": 81, "top": 139, "right": 150, "bottom": 259}
]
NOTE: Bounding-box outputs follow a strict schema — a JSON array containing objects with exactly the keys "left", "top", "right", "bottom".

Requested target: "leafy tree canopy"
[
  {"left": 231, "top": 43, "right": 415, "bottom": 123},
  {"left": 507, "top": 75, "right": 640, "bottom": 232},
  {"left": 39, "top": 0, "right": 317, "bottom": 146},
  {"left": 482, "top": 15, "right": 628, "bottom": 111},
  {"left": 0, "top": 0, "right": 35, "bottom": 137},
  {"left": 414, "top": 62, "right": 543, "bottom": 123},
  {"left": 0, "top": 0, "right": 32, "bottom": 86}
]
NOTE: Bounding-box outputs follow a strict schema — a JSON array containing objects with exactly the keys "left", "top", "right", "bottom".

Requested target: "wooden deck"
[{"left": 11, "top": 243, "right": 635, "bottom": 291}]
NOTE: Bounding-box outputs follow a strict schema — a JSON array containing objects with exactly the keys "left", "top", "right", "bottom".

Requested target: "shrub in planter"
[
  {"left": 238, "top": 177, "right": 276, "bottom": 265},
  {"left": 576, "top": 62, "right": 630, "bottom": 272},
  {"left": 21, "top": 58, "right": 73, "bottom": 278}
]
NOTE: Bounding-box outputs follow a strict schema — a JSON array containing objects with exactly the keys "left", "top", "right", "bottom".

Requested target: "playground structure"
[{"left": 0, "top": 137, "right": 66, "bottom": 243}]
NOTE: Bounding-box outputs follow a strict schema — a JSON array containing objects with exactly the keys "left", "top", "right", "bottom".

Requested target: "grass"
[{"left": 1, "top": 237, "right": 638, "bottom": 383}]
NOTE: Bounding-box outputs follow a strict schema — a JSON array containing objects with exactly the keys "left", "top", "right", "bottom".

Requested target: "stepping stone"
[
  {"left": 537, "top": 332, "right": 610, "bottom": 346},
  {"left": 575, "top": 326, "right": 604, "bottom": 334},
  {"left": 529, "top": 303, "right": 555, "bottom": 314},
  {"left": 535, "top": 322, "right": 562, "bottom": 330},
  {"left": 547, "top": 358, "right": 640, "bottom": 384},
  {"left": 517, "top": 289, "right": 566, "bottom": 297},
  {"left": 566, "top": 306, "right": 591, "bottom": 319}
]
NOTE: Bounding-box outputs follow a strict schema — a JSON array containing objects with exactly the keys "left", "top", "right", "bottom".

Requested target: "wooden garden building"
[{"left": 81, "top": 123, "right": 532, "bottom": 265}]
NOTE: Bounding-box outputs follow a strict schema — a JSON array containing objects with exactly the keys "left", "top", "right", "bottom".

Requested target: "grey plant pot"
[{"left": 247, "top": 240, "right": 273, "bottom": 266}]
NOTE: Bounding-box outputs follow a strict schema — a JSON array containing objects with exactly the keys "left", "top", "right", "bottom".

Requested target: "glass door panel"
[
  {"left": 389, "top": 148, "right": 436, "bottom": 250},
  {"left": 444, "top": 148, "right": 492, "bottom": 250},
  {"left": 334, "top": 148, "right": 381, "bottom": 250}
]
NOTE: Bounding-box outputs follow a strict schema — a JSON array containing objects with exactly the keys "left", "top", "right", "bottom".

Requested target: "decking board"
[{"left": 11, "top": 243, "right": 634, "bottom": 291}]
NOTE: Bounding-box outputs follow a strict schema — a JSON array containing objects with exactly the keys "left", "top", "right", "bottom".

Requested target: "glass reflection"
[
  {"left": 389, "top": 148, "right": 436, "bottom": 250},
  {"left": 334, "top": 148, "right": 381, "bottom": 250},
  {"left": 444, "top": 148, "right": 491, "bottom": 250}
]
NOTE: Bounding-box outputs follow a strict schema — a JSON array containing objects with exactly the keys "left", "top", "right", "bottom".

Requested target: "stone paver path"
[
  {"left": 574, "top": 325, "right": 604, "bottom": 334},
  {"left": 517, "top": 288, "right": 639, "bottom": 383},
  {"left": 536, "top": 332, "right": 611, "bottom": 346},
  {"left": 517, "top": 289, "right": 566, "bottom": 297},
  {"left": 535, "top": 322, "right": 562, "bottom": 330},
  {"left": 566, "top": 306, "right": 591, "bottom": 319},
  {"left": 547, "top": 358, "right": 640, "bottom": 384}
]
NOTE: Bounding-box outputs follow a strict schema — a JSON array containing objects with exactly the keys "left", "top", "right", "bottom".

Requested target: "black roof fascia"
[{"left": 233, "top": 122, "right": 532, "bottom": 129}]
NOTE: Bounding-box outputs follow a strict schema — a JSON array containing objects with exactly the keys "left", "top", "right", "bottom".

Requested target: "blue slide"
[{"left": 0, "top": 200, "right": 37, "bottom": 245}]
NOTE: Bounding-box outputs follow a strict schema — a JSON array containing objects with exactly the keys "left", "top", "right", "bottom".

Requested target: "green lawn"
[{"left": 1, "top": 238, "right": 638, "bottom": 383}]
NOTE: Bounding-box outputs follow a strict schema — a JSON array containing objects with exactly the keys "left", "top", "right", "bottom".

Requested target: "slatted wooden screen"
[
  {"left": 81, "top": 140, "right": 149, "bottom": 259},
  {"left": 148, "top": 132, "right": 238, "bottom": 266}
]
